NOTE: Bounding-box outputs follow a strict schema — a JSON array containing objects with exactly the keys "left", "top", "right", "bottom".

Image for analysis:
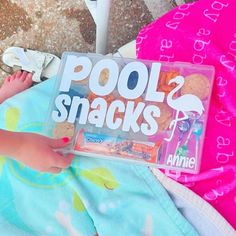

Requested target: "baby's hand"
[{"left": 12, "top": 132, "right": 74, "bottom": 174}]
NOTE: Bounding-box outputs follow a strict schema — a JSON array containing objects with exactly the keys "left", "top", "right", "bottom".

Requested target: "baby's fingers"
[
  {"left": 49, "top": 167, "right": 62, "bottom": 174},
  {"left": 49, "top": 137, "right": 71, "bottom": 149},
  {"left": 53, "top": 153, "right": 75, "bottom": 169},
  {"left": 47, "top": 154, "right": 74, "bottom": 174}
]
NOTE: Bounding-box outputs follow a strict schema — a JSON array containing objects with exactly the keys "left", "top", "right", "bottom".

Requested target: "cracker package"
[{"left": 46, "top": 52, "right": 214, "bottom": 173}]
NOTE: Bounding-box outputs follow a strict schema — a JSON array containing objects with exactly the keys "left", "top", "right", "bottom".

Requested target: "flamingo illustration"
[{"left": 165, "top": 76, "right": 204, "bottom": 141}]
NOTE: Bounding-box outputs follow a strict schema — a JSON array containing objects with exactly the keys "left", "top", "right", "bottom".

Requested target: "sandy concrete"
[
  {"left": 0, "top": 0, "right": 195, "bottom": 81},
  {"left": 0, "top": 0, "right": 95, "bottom": 80}
]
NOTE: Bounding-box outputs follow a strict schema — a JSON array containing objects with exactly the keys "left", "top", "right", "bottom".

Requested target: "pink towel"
[{"left": 136, "top": 0, "right": 236, "bottom": 228}]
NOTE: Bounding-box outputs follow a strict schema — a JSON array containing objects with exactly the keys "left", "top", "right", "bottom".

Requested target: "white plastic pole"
[
  {"left": 84, "top": 0, "right": 97, "bottom": 22},
  {"left": 95, "top": 0, "right": 112, "bottom": 54}
]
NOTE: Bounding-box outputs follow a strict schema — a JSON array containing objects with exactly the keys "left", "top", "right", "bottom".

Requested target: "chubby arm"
[{"left": 0, "top": 129, "right": 74, "bottom": 173}]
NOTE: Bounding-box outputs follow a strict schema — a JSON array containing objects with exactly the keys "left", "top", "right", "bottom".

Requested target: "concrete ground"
[{"left": 0, "top": 0, "right": 193, "bottom": 81}]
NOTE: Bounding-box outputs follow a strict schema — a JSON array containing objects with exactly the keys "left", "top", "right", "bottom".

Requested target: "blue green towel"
[{"left": 0, "top": 78, "right": 198, "bottom": 236}]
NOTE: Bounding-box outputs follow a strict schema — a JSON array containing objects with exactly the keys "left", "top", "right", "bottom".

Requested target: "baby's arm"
[{"left": 0, "top": 129, "right": 74, "bottom": 173}]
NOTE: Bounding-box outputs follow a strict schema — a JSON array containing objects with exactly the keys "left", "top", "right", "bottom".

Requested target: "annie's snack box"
[{"left": 46, "top": 52, "right": 215, "bottom": 174}]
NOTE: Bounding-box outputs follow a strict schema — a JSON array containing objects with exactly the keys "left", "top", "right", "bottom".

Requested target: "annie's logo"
[
  {"left": 51, "top": 55, "right": 204, "bottom": 141},
  {"left": 166, "top": 154, "right": 196, "bottom": 169}
]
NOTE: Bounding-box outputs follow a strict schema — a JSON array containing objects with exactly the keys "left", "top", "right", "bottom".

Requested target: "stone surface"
[
  {"left": 0, "top": 0, "right": 196, "bottom": 82},
  {"left": 107, "top": 0, "right": 153, "bottom": 53},
  {"left": 106, "top": 0, "right": 197, "bottom": 53},
  {"left": 0, "top": 0, "right": 96, "bottom": 81}
]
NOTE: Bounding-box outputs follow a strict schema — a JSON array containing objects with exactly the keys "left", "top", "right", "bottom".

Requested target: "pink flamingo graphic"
[{"left": 165, "top": 76, "right": 204, "bottom": 141}]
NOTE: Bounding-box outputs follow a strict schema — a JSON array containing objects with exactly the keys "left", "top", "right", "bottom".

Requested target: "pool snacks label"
[{"left": 48, "top": 52, "right": 214, "bottom": 174}]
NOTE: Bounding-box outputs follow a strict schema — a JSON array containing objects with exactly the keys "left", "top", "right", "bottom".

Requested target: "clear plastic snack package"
[{"left": 46, "top": 52, "right": 215, "bottom": 174}]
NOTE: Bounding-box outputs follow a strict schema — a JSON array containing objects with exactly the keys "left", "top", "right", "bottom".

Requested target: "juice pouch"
[{"left": 46, "top": 52, "right": 214, "bottom": 174}]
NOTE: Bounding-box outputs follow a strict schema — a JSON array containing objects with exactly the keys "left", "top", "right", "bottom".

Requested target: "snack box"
[{"left": 46, "top": 52, "right": 215, "bottom": 174}]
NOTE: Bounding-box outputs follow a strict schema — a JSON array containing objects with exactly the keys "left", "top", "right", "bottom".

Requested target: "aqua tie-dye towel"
[{"left": 0, "top": 78, "right": 198, "bottom": 236}]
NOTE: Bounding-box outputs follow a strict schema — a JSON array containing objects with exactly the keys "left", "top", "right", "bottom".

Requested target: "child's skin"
[
  {"left": 0, "top": 71, "right": 74, "bottom": 173},
  {"left": 0, "top": 70, "right": 33, "bottom": 103}
]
